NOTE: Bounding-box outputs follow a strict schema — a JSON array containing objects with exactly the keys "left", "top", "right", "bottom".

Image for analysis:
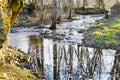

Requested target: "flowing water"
[{"left": 8, "top": 15, "right": 120, "bottom": 80}]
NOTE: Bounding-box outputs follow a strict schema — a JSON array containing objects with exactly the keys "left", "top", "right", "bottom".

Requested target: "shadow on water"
[{"left": 8, "top": 15, "right": 120, "bottom": 80}]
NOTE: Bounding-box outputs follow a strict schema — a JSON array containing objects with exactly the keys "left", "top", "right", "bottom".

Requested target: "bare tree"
[
  {"left": 110, "top": 50, "right": 120, "bottom": 80},
  {"left": 83, "top": 0, "right": 88, "bottom": 8},
  {"left": 116, "top": 0, "right": 119, "bottom": 3},
  {"left": 68, "top": 0, "right": 73, "bottom": 20},
  {"left": 62, "top": 0, "right": 67, "bottom": 12},
  {"left": 32, "top": 0, "right": 37, "bottom": 4},
  {"left": 53, "top": 44, "right": 58, "bottom": 79},
  {"left": 39, "top": 0, "right": 43, "bottom": 27},
  {"left": 57, "top": 0, "right": 62, "bottom": 22},
  {"left": 96, "top": 0, "right": 108, "bottom": 18},
  {"left": 96, "top": 0, "right": 105, "bottom": 10},
  {"left": 49, "top": 0, "right": 57, "bottom": 30},
  {"left": 76, "top": 0, "right": 81, "bottom": 8}
]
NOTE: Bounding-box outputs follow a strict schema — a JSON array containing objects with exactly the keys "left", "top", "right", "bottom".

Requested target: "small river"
[{"left": 8, "top": 15, "right": 120, "bottom": 80}]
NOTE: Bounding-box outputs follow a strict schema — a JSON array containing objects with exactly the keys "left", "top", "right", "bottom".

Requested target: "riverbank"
[
  {"left": 83, "top": 18, "right": 120, "bottom": 50},
  {"left": 0, "top": 47, "right": 37, "bottom": 80},
  {"left": 0, "top": 64, "right": 37, "bottom": 80},
  {"left": 74, "top": 6, "right": 104, "bottom": 15}
]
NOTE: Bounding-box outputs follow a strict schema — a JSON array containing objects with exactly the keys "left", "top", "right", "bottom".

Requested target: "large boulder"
[{"left": 111, "top": 3, "right": 120, "bottom": 18}]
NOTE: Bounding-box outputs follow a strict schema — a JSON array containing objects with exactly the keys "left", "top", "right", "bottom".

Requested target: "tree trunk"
[
  {"left": 83, "top": 0, "right": 88, "bottom": 8},
  {"left": 49, "top": 0, "right": 57, "bottom": 30},
  {"left": 76, "top": 0, "right": 81, "bottom": 8},
  {"left": 96, "top": 0, "right": 105, "bottom": 10},
  {"left": 53, "top": 44, "right": 57, "bottom": 80},
  {"left": 110, "top": 50, "right": 120, "bottom": 80},
  {"left": 39, "top": 0, "right": 43, "bottom": 27},
  {"left": 57, "top": 0, "right": 61, "bottom": 23},
  {"left": 28, "top": 0, "right": 31, "bottom": 4},
  {"left": 68, "top": 0, "right": 72, "bottom": 20},
  {"left": 100, "top": 0, "right": 107, "bottom": 18},
  {"left": 116, "top": 0, "right": 119, "bottom": 3},
  {"left": 96, "top": 0, "right": 107, "bottom": 18}
]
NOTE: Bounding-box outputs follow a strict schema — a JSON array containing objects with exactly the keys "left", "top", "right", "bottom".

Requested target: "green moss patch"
[
  {"left": 92, "top": 18, "right": 120, "bottom": 46},
  {"left": 0, "top": 64, "right": 37, "bottom": 80},
  {"left": 83, "top": 18, "right": 120, "bottom": 50}
]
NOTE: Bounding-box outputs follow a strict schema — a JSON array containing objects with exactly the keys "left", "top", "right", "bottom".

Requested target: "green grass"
[
  {"left": 92, "top": 18, "right": 120, "bottom": 45},
  {"left": 85, "top": 6, "right": 95, "bottom": 9}
]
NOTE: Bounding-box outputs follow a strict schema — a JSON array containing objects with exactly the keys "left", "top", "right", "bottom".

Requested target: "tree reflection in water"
[
  {"left": 28, "top": 35, "right": 44, "bottom": 77},
  {"left": 28, "top": 37, "right": 118, "bottom": 80},
  {"left": 109, "top": 50, "right": 120, "bottom": 80},
  {"left": 75, "top": 47, "right": 103, "bottom": 80}
]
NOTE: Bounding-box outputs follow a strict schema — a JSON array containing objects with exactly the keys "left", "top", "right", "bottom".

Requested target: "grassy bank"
[
  {"left": 0, "top": 47, "right": 37, "bottom": 80},
  {"left": 84, "top": 18, "right": 120, "bottom": 50},
  {"left": 93, "top": 18, "right": 120, "bottom": 45},
  {"left": 0, "top": 64, "right": 37, "bottom": 80}
]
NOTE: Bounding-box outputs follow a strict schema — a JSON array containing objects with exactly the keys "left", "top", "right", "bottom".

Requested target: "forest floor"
[
  {"left": 0, "top": 64, "right": 37, "bottom": 80},
  {"left": 83, "top": 18, "right": 120, "bottom": 50},
  {"left": 0, "top": 47, "right": 38, "bottom": 80}
]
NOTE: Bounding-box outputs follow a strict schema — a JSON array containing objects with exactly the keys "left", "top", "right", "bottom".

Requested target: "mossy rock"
[
  {"left": 111, "top": 3, "right": 120, "bottom": 18},
  {"left": 74, "top": 7, "right": 105, "bottom": 14}
]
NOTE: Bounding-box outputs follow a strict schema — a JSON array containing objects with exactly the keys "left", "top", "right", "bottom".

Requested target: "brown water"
[{"left": 8, "top": 15, "right": 120, "bottom": 80}]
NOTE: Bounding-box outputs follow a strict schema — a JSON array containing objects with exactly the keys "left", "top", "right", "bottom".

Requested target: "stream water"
[{"left": 8, "top": 15, "right": 120, "bottom": 80}]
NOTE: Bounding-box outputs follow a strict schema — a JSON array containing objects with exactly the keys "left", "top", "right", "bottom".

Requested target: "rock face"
[{"left": 111, "top": 3, "right": 120, "bottom": 18}]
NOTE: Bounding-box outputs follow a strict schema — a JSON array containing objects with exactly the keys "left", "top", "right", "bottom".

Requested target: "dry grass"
[{"left": 0, "top": 64, "right": 37, "bottom": 80}]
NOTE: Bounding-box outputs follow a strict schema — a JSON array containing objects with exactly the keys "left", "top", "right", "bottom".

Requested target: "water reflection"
[
  {"left": 28, "top": 35, "right": 42, "bottom": 55},
  {"left": 8, "top": 14, "right": 119, "bottom": 80},
  {"left": 109, "top": 50, "right": 120, "bottom": 80},
  {"left": 28, "top": 35, "right": 44, "bottom": 76},
  {"left": 27, "top": 35, "right": 119, "bottom": 80}
]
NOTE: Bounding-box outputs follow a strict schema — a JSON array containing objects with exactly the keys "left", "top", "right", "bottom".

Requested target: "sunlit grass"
[
  {"left": 85, "top": 6, "right": 95, "bottom": 9},
  {"left": 0, "top": 64, "right": 37, "bottom": 80},
  {"left": 92, "top": 18, "right": 120, "bottom": 45},
  {"left": 93, "top": 31, "right": 103, "bottom": 36},
  {"left": 112, "top": 24, "right": 120, "bottom": 29}
]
